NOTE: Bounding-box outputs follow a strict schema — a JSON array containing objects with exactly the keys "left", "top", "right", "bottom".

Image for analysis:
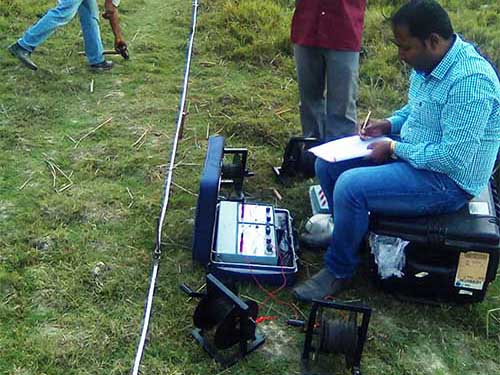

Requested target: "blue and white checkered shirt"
[{"left": 388, "top": 35, "right": 500, "bottom": 196}]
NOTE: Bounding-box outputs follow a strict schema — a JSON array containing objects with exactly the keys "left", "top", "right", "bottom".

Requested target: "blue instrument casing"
[{"left": 192, "top": 136, "right": 298, "bottom": 285}]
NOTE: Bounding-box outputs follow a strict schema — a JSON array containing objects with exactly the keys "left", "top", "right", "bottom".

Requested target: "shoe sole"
[
  {"left": 89, "top": 63, "right": 113, "bottom": 71},
  {"left": 89, "top": 67, "right": 113, "bottom": 72}
]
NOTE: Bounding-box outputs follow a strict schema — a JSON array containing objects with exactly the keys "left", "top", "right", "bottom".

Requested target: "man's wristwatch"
[{"left": 390, "top": 141, "right": 398, "bottom": 159}]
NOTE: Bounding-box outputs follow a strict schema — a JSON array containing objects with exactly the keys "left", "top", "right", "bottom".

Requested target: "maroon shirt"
[{"left": 291, "top": 0, "right": 366, "bottom": 51}]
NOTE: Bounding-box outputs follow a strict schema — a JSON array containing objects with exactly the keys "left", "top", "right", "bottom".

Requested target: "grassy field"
[{"left": 1, "top": 0, "right": 499, "bottom": 374}]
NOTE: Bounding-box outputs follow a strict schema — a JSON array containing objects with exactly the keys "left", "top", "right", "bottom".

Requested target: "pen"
[{"left": 361, "top": 110, "right": 372, "bottom": 132}]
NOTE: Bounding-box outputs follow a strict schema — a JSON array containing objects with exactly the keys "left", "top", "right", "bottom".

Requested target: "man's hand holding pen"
[
  {"left": 359, "top": 118, "right": 392, "bottom": 140},
  {"left": 358, "top": 114, "right": 394, "bottom": 163}
]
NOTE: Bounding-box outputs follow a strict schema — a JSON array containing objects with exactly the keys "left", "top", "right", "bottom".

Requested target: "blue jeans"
[
  {"left": 294, "top": 44, "right": 359, "bottom": 141},
  {"left": 17, "top": 0, "right": 104, "bottom": 65},
  {"left": 315, "top": 158, "right": 471, "bottom": 278}
]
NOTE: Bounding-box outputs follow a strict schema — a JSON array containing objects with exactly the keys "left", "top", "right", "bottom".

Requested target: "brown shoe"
[{"left": 293, "top": 268, "right": 352, "bottom": 303}]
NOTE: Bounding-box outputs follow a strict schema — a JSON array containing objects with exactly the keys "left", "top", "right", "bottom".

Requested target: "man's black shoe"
[
  {"left": 89, "top": 60, "right": 113, "bottom": 71},
  {"left": 293, "top": 268, "right": 352, "bottom": 303},
  {"left": 8, "top": 43, "right": 38, "bottom": 71}
]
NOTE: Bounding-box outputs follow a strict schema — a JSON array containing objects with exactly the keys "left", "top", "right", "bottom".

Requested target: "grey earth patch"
[
  {"left": 33, "top": 236, "right": 53, "bottom": 251},
  {"left": 92, "top": 261, "right": 111, "bottom": 277},
  {"left": 0, "top": 201, "right": 14, "bottom": 220},
  {"left": 259, "top": 321, "right": 300, "bottom": 360}
]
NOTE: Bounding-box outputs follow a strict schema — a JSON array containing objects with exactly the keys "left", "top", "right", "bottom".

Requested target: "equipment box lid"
[{"left": 192, "top": 136, "right": 225, "bottom": 266}]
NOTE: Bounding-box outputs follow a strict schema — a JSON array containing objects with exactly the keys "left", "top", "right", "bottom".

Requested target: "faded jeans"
[
  {"left": 315, "top": 158, "right": 471, "bottom": 278},
  {"left": 17, "top": 0, "right": 104, "bottom": 65},
  {"left": 294, "top": 44, "right": 359, "bottom": 141}
]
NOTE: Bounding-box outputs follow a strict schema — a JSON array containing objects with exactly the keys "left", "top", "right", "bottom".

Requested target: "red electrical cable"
[{"left": 246, "top": 246, "right": 301, "bottom": 320}]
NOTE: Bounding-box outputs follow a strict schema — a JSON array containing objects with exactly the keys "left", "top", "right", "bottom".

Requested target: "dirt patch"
[
  {"left": 258, "top": 321, "right": 300, "bottom": 360},
  {"left": 409, "top": 345, "right": 450, "bottom": 375},
  {"left": 0, "top": 201, "right": 14, "bottom": 220}
]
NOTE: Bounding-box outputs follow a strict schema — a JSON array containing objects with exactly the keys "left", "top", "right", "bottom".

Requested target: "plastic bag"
[{"left": 369, "top": 233, "right": 409, "bottom": 279}]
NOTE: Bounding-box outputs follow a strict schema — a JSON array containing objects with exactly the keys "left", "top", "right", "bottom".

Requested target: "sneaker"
[
  {"left": 293, "top": 268, "right": 352, "bottom": 302},
  {"left": 300, "top": 214, "right": 333, "bottom": 248},
  {"left": 8, "top": 42, "right": 38, "bottom": 71},
  {"left": 89, "top": 60, "right": 113, "bottom": 71}
]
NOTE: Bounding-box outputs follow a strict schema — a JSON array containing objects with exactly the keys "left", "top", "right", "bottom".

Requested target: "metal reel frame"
[
  {"left": 272, "top": 137, "right": 321, "bottom": 184},
  {"left": 221, "top": 148, "right": 253, "bottom": 199},
  {"left": 288, "top": 299, "right": 371, "bottom": 375},
  {"left": 181, "top": 273, "right": 265, "bottom": 367}
]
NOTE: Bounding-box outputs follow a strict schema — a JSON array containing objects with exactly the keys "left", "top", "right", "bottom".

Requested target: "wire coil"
[{"left": 319, "top": 316, "right": 358, "bottom": 356}]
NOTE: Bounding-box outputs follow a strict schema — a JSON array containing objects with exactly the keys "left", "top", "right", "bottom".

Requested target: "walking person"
[
  {"left": 291, "top": 0, "right": 367, "bottom": 141},
  {"left": 8, "top": 0, "right": 112, "bottom": 71}
]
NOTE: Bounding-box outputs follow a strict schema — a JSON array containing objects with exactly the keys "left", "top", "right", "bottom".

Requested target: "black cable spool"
[
  {"left": 319, "top": 315, "right": 358, "bottom": 357},
  {"left": 221, "top": 149, "right": 253, "bottom": 199},
  {"left": 291, "top": 300, "right": 371, "bottom": 375},
  {"left": 272, "top": 137, "right": 321, "bottom": 183},
  {"left": 221, "top": 153, "right": 243, "bottom": 180},
  {"left": 193, "top": 296, "right": 232, "bottom": 330},
  {"left": 193, "top": 295, "right": 259, "bottom": 350},
  {"left": 182, "top": 274, "right": 265, "bottom": 367}
]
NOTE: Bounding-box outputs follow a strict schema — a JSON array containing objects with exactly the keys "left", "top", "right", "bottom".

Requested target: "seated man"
[{"left": 294, "top": 0, "right": 500, "bottom": 302}]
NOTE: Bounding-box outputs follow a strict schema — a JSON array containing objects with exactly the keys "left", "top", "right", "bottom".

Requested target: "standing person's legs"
[
  {"left": 78, "top": 0, "right": 105, "bottom": 65},
  {"left": 294, "top": 44, "right": 326, "bottom": 139},
  {"left": 17, "top": 0, "right": 82, "bottom": 53},
  {"left": 324, "top": 51, "right": 359, "bottom": 141}
]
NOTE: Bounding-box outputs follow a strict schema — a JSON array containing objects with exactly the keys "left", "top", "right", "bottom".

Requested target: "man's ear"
[{"left": 427, "top": 33, "right": 441, "bottom": 50}]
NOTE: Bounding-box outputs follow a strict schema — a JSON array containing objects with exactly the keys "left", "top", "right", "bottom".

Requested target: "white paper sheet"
[{"left": 308, "top": 135, "right": 392, "bottom": 162}]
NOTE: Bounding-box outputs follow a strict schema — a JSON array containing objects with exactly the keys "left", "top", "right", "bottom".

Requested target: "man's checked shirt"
[{"left": 388, "top": 34, "right": 500, "bottom": 196}]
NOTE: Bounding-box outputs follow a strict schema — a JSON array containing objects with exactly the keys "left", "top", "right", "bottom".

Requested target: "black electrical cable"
[
  {"left": 319, "top": 316, "right": 358, "bottom": 356},
  {"left": 130, "top": 1, "right": 199, "bottom": 374}
]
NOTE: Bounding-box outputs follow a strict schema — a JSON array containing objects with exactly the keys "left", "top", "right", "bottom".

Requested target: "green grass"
[{"left": 1, "top": 0, "right": 499, "bottom": 374}]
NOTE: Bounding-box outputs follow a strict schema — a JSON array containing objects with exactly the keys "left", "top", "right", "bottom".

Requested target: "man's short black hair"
[{"left": 392, "top": 0, "right": 454, "bottom": 41}]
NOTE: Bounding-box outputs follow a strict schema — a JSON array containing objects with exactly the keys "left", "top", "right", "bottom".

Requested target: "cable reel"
[
  {"left": 221, "top": 148, "right": 254, "bottom": 199},
  {"left": 181, "top": 273, "right": 265, "bottom": 367},
  {"left": 288, "top": 299, "right": 371, "bottom": 375},
  {"left": 273, "top": 137, "right": 321, "bottom": 184},
  {"left": 318, "top": 314, "right": 358, "bottom": 358}
]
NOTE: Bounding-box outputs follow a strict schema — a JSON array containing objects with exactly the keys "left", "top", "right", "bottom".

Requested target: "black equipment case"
[{"left": 369, "top": 181, "right": 500, "bottom": 304}]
